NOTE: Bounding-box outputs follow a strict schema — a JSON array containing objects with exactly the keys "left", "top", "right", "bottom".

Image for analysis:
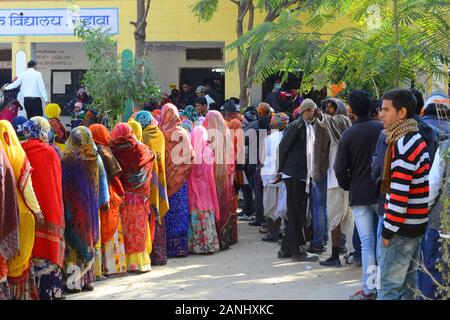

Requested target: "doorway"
[{"left": 179, "top": 67, "right": 225, "bottom": 106}]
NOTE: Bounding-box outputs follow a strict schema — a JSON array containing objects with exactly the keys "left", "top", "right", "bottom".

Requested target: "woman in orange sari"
[
  {"left": 0, "top": 120, "right": 43, "bottom": 300},
  {"left": 203, "top": 111, "right": 235, "bottom": 250},
  {"left": 89, "top": 124, "right": 127, "bottom": 277}
]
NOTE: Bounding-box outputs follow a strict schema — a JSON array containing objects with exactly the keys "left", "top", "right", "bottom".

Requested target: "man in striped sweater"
[{"left": 378, "top": 89, "right": 431, "bottom": 300}]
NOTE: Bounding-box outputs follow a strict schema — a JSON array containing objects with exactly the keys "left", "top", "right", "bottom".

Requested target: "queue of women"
[{"left": 0, "top": 102, "right": 240, "bottom": 300}]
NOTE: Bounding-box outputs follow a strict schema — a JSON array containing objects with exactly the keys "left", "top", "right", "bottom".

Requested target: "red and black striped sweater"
[{"left": 382, "top": 132, "right": 431, "bottom": 240}]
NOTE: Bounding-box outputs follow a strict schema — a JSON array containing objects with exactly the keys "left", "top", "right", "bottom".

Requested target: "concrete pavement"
[{"left": 67, "top": 221, "right": 362, "bottom": 300}]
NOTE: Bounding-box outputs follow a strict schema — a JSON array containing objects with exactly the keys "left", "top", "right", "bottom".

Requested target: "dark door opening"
[
  {"left": 0, "top": 68, "right": 12, "bottom": 87},
  {"left": 51, "top": 69, "right": 86, "bottom": 115},
  {"left": 179, "top": 67, "right": 225, "bottom": 106}
]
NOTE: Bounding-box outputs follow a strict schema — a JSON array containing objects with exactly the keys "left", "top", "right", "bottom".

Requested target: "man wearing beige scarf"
[{"left": 378, "top": 89, "right": 431, "bottom": 300}]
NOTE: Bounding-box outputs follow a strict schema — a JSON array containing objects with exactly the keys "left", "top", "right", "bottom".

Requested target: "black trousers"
[
  {"left": 24, "top": 97, "right": 43, "bottom": 118},
  {"left": 281, "top": 178, "right": 307, "bottom": 255},
  {"left": 253, "top": 169, "right": 264, "bottom": 223}
]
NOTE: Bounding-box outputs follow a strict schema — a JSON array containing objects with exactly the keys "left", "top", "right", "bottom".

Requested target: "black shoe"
[
  {"left": 292, "top": 251, "right": 319, "bottom": 262},
  {"left": 307, "top": 245, "right": 327, "bottom": 254},
  {"left": 237, "top": 210, "right": 252, "bottom": 217},
  {"left": 249, "top": 220, "right": 263, "bottom": 227},
  {"left": 239, "top": 215, "right": 254, "bottom": 221},
  {"left": 319, "top": 257, "right": 342, "bottom": 267},
  {"left": 277, "top": 250, "right": 291, "bottom": 259},
  {"left": 262, "top": 233, "right": 278, "bottom": 242}
]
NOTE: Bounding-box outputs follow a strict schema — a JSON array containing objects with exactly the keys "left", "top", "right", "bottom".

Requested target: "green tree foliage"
[
  {"left": 74, "top": 25, "right": 160, "bottom": 117},
  {"left": 226, "top": 0, "right": 450, "bottom": 98}
]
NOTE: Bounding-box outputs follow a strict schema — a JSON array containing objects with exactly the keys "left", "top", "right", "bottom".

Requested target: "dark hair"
[
  {"left": 382, "top": 88, "right": 417, "bottom": 118},
  {"left": 410, "top": 88, "right": 424, "bottom": 114},
  {"left": 195, "top": 97, "right": 207, "bottom": 106},
  {"left": 209, "top": 102, "right": 220, "bottom": 111},
  {"left": 348, "top": 90, "right": 372, "bottom": 117},
  {"left": 28, "top": 60, "right": 37, "bottom": 68},
  {"left": 326, "top": 99, "right": 338, "bottom": 110},
  {"left": 182, "top": 81, "right": 192, "bottom": 87}
]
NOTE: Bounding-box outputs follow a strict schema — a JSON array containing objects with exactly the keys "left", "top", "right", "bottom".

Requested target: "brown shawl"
[{"left": 381, "top": 118, "right": 419, "bottom": 193}]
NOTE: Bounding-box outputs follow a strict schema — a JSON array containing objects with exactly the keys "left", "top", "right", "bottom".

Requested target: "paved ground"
[{"left": 67, "top": 220, "right": 361, "bottom": 300}]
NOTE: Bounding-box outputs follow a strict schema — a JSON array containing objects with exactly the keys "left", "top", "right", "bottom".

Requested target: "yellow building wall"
[{"left": 0, "top": 0, "right": 354, "bottom": 98}]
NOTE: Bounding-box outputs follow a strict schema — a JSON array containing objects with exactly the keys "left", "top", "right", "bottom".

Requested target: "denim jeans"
[
  {"left": 353, "top": 204, "right": 378, "bottom": 295},
  {"left": 418, "top": 227, "right": 442, "bottom": 299},
  {"left": 376, "top": 214, "right": 383, "bottom": 263},
  {"left": 311, "top": 176, "right": 328, "bottom": 248},
  {"left": 378, "top": 234, "right": 422, "bottom": 300}
]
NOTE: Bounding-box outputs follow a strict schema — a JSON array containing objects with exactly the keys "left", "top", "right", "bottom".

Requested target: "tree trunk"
[
  {"left": 134, "top": 0, "right": 151, "bottom": 87},
  {"left": 393, "top": 0, "right": 400, "bottom": 87},
  {"left": 236, "top": 2, "right": 251, "bottom": 109}
]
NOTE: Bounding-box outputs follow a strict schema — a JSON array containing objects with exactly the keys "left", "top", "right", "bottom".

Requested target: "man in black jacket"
[
  {"left": 273, "top": 99, "right": 319, "bottom": 262},
  {"left": 334, "top": 90, "right": 383, "bottom": 300}
]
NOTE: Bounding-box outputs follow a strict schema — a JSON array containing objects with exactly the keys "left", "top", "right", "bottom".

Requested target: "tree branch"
[
  {"left": 135, "top": 0, "right": 152, "bottom": 33},
  {"left": 230, "top": 0, "right": 240, "bottom": 4}
]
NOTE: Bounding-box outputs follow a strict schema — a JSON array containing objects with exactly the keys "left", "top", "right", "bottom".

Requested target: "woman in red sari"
[
  {"left": 21, "top": 117, "right": 65, "bottom": 300},
  {"left": 203, "top": 111, "right": 235, "bottom": 250},
  {"left": 110, "top": 123, "right": 155, "bottom": 273}
]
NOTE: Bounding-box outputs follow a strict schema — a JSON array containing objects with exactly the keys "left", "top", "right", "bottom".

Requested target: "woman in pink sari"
[
  {"left": 187, "top": 126, "right": 220, "bottom": 254},
  {"left": 203, "top": 111, "right": 235, "bottom": 251}
]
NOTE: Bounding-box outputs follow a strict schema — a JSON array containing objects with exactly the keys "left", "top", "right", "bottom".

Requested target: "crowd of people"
[{"left": 0, "top": 60, "right": 449, "bottom": 301}]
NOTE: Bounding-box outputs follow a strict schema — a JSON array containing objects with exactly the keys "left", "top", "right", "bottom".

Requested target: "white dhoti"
[{"left": 327, "top": 187, "right": 354, "bottom": 253}]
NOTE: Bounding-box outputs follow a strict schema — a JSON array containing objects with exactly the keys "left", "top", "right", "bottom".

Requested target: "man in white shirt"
[
  {"left": 2, "top": 60, "right": 48, "bottom": 118},
  {"left": 195, "top": 85, "right": 215, "bottom": 108}
]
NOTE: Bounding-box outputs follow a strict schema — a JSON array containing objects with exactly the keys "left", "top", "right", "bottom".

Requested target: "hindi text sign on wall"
[{"left": 0, "top": 8, "right": 119, "bottom": 36}]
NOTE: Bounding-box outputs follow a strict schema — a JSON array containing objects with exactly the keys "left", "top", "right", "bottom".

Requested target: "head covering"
[
  {"left": 135, "top": 111, "right": 153, "bottom": 130},
  {"left": 330, "top": 98, "right": 348, "bottom": 115},
  {"left": 11, "top": 116, "right": 28, "bottom": 140},
  {"left": 228, "top": 119, "right": 244, "bottom": 164},
  {"left": 180, "top": 105, "right": 199, "bottom": 123},
  {"left": 128, "top": 120, "right": 143, "bottom": 142},
  {"left": 196, "top": 85, "right": 207, "bottom": 94},
  {"left": 244, "top": 109, "right": 258, "bottom": 123},
  {"left": 270, "top": 112, "right": 290, "bottom": 130},
  {"left": 299, "top": 98, "right": 317, "bottom": 114},
  {"left": 45, "top": 103, "right": 61, "bottom": 119},
  {"left": 110, "top": 122, "right": 154, "bottom": 191},
  {"left": 257, "top": 103, "right": 271, "bottom": 117},
  {"left": 180, "top": 119, "right": 194, "bottom": 133},
  {"left": 188, "top": 126, "right": 220, "bottom": 221},
  {"left": 89, "top": 123, "right": 111, "bottom": 146},
  {"left": 273, "top": 82, "right": 282, "bottom": 91},
  {"left": 223, "top": 100, "right": 238, "bottom": 113},
  {"left": 159, "top": 103, "right": 194, "bottom": 197},
  {"left": 22, "top": 116, "right": 52, "bottom": 143},
  {"left": 424, "top": 90, "right": 450, "bottom": 116}
]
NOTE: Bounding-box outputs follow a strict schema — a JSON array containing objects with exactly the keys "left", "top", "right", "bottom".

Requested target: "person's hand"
[
  {"left": 313, "top": 108, "right": 322, "bottom": 120},
  {"left": 101, "top": 203, "right": 110, "bottom": 212},
  {"left": 270, "top": 174, "right": 282, "bottom": 184},
  {"left": 382, "top": 237, "right": 391, "bottom": 247},
  {"left": 35, "top": 212, "right": 45, "bottom": 226}
]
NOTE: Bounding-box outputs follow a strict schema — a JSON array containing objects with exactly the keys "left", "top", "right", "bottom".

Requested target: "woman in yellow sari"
[
  {"left": 135, "top": 110, "right": 170, "bottom": 265},
  {"left": 0, "top": 120, "right": 43, "bottom": 300}
]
